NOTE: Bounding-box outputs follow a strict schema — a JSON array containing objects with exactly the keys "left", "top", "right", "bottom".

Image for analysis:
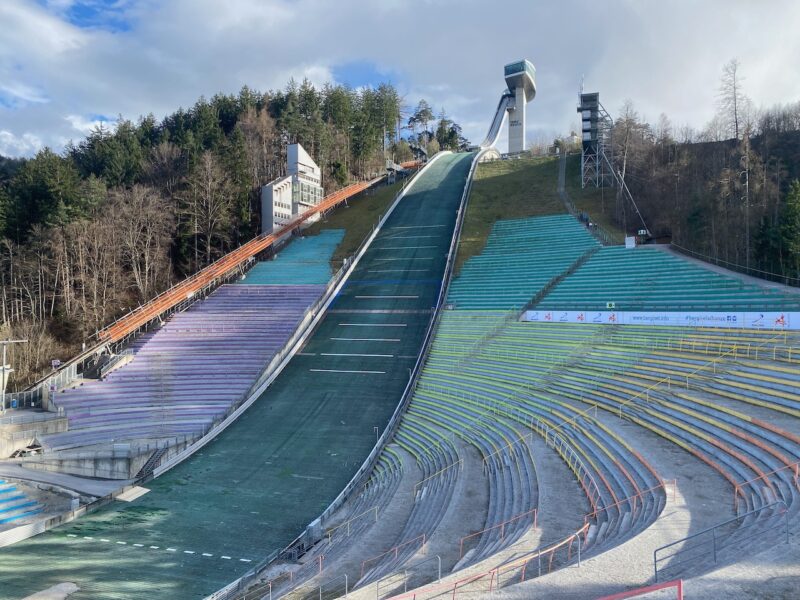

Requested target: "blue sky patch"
[
  {"left": 331, "top": 60, "right": 402, "bottom": 89},
  {"left": 39, "top": 0, "right": 132, "bottom": 32}
]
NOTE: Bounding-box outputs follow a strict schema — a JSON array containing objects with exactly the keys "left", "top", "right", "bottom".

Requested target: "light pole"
[
  {"left": 740, "top": 153, "right": 751, "bottom": 272},
  {"left": 1, "top": 339, "right": 28, "bottom": 415}
]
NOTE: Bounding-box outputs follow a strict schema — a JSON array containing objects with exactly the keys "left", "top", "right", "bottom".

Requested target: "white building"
[{"left": 261, "top": 143, "right": 324, "bottom": 234}]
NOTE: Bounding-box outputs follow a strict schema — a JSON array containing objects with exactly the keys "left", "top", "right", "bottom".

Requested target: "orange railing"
[
  {"left": 584, "top": 480, "right": 676, "bottom": 524},
  {"left": 734, "top": 461, "right": 800, "bottom": 513},
  {"left": 595, "top": 579, "right": 684, "bottom": 600},
  {"left": 387, "top": 524, "right": 589, "bottom": 599},
  {"left": 459, "top": 508, "right": 538, "bottom": 559},
  {"left": 361, "top": 534, "right": 426, "bottom": 578},
  {"left": 98, "top": 179, "right": 380, "bottom": 343}
]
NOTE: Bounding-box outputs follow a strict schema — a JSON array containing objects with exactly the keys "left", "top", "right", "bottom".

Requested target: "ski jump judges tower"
[
  {"left": 481, "top": 59, "right": 537, "bottom": 154},
  {"left": 577, "top": 92, "right": 614, "bottom": 188}
]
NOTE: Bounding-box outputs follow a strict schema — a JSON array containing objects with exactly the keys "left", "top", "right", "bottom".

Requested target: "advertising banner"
[{"left": 521, "top": 310, "right": 800, "bottom": 330}]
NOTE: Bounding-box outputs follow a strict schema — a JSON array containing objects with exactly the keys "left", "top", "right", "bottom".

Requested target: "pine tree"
[{"left": 781, "top": 180, "right": 800, "bottom": 278}]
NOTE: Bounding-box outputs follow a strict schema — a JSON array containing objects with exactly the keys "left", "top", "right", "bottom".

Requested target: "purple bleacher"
[{"left": 39, "top": 284, "right": 325, "bottom": 452}]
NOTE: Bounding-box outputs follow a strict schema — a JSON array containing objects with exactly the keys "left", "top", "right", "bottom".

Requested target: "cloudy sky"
[{"left": 1, "top": 0, "right": 799, "bottom": 157}]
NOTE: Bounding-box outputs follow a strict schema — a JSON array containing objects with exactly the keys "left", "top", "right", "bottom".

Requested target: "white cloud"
[
  {"left": 0, "top": 81, "right": 49, "bottom": 105},
  {"left": 0, "top": 130, "right": 42, "bottom": 156},
  {"left": 0, "top": 0, "right": 799, "bottom": 158},
  {"left": 64, "top": 114, "right": 116, "bottom": 135}
]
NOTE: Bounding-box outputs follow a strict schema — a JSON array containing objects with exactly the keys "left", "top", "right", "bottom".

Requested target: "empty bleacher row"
[
  {"left": 537, "top": 245, "right": 800, "bottom": 311},
  {"left": 238, "top": 230, "right": 345, "bottom": 285},
  {"left": 447, "top": 215, "right": 599, "bottom": 310},
  {"left": 42, "top": 284, "right": 325, "bottom": 452},
  {"left": 340, "top": 310, "right": 799, "bottom": 592},
  {"left": 415, "top": 313, "right": 666, "bottom": 555},
  {"left": 279, "top": 213, "right": 800, "bottom": 596},
  {"left": 0, "top": 479, "right": 41, "bottom": 526}
]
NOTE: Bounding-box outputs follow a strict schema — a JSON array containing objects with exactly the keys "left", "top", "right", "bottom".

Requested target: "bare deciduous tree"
[
  {"left": 112, "top": 185, "right": 175, "bottom": 301},
  {"left": 717, "top": 59, "right": 749, "bottom": 140},
  {"left": 182, "top": 152, "right": 235, "bottom": 268}
]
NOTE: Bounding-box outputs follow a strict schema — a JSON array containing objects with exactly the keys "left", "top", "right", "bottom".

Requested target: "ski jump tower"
[{"left": 481, "top": 59, "right": 537, "bottom": 153}]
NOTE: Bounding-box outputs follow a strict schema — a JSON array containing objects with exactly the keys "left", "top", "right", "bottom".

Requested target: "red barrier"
[{"left": 595, "top": 578, "right": 683, "bottom": 600}]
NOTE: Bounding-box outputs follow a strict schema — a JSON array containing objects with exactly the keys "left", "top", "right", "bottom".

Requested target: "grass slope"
[
  {"left": 304, "top": 180, "right": 403, "bottom": 268},
  {"left": 564, "top": 154, "right": 626, "bottom": 244},
  {"left": 455, "top": 156, "right": 565, "bottom": 274}
]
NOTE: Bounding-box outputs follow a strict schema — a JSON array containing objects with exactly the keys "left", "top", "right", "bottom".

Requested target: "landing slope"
[{"left": 0, "top": 152, "right": 473, "bottom": 600}]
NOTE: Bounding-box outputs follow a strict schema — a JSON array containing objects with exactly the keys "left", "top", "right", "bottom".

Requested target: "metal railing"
[
  {"left": 385, "top": 524, "right": 589, "bottom": 599},
  {"left": 558, "top": 151, "right": 620, "bottom": 246},
  {"left": 0, "top": 409, "right": 57, "bottom": 426},
  {"left": 671, "top": 242, "right": 800, "bottom": 288},
  {"left": 98, "top": 349, "right": 134, "bottom": 379},
  {"left": 1, "top": 389, "right": 43, "bottom": 410},
  {"left": 653, "top": 500, "right": 791, "bottom": 582},
  {"left": 733, "top": 461, "right": 800, "bottom": 515},
  {"left": 459, "top": 508, "right": 538, "bottom": 559},
  {"left": 596, "top": 579, "right": 684, "bottom": 600},
  {"left": 325, "top": 506, "right": 378, "bottom": 543},
  {"left": 360, "top": 534, "right": 427, "bottom": 579},
  {"left": 375, "top": 555, "right": 441, "bottom": 600}
]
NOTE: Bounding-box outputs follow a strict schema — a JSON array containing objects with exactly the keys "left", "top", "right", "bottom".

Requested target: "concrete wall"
[
  {"left": 0, "top": 416, "right": 68, "bottom": 458},
  {"left": 508, "top": 86, "right": 527, "bottom": 153},
  {"left": 9, "top": 438, "right": 193, "bottom": 480}
]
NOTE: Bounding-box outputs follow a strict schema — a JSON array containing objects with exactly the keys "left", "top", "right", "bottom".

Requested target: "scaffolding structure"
[
  {"left": 576, "top": 91, "right": 650, "bottom": 236},
  {"left": 577, "top": 92, "right": 614, "bottom": 189}
]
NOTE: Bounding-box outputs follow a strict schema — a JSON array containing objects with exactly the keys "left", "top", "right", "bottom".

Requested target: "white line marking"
[
  {"left": 83, "top": 537, "right": 93, "bottom": 540},
  {"left": 133, "top": 544, "right": 144, "bottom": 547},
  {"left": 166, "top": 548, "right": 177, "bottom": 552},
  {"left": 240, "top": 558, "right": 253, "bottom": 563},
  {"left": 367, "top": 269, "right": 430, "bottom": 273},
  {"left": 149, "top": 546, "right": 160, "bottom": 549},
  {"left": 291, "top": 474, "right": 325, "bottom": 480},
  {"left": 202, "top": 553, "right": 213, "bottom": 557},
  {"left": 320, "top": 353, "right": 393, "bottom": 358},
  {"left": 373, "top": 245, "right": 438, "bottom": 250},
  {"left": 221, "top": 555, "right": 232, "bottom": 560},
  {"left": 67, "top": 534, "right": 77, "bottom": 537},
  {"left": 116, "top": 541, "right": 127, "bottom": 545},
  {"left": 373, "top": 257, "right": 433, "bottom": 262},
  {"left": 330, "top": 338, "right": 400, "bottom": 342},
  {"left": 100, "top": 539, "right": 110, "bottom": 543},
  {"left": 184, "top": 550, "right": 195, "bottom": 554},
  {"left": 389, "top": 225, "right": 445, "bottom": 229},
  {"left": 354, "top": 295, "right": 418, "bottom": 299},
  {"left": 339, "top": 323, "right": 407, "bottom": 327},
  {"left": 309, "top": 368, "right": 386, "bottom": 374}
]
